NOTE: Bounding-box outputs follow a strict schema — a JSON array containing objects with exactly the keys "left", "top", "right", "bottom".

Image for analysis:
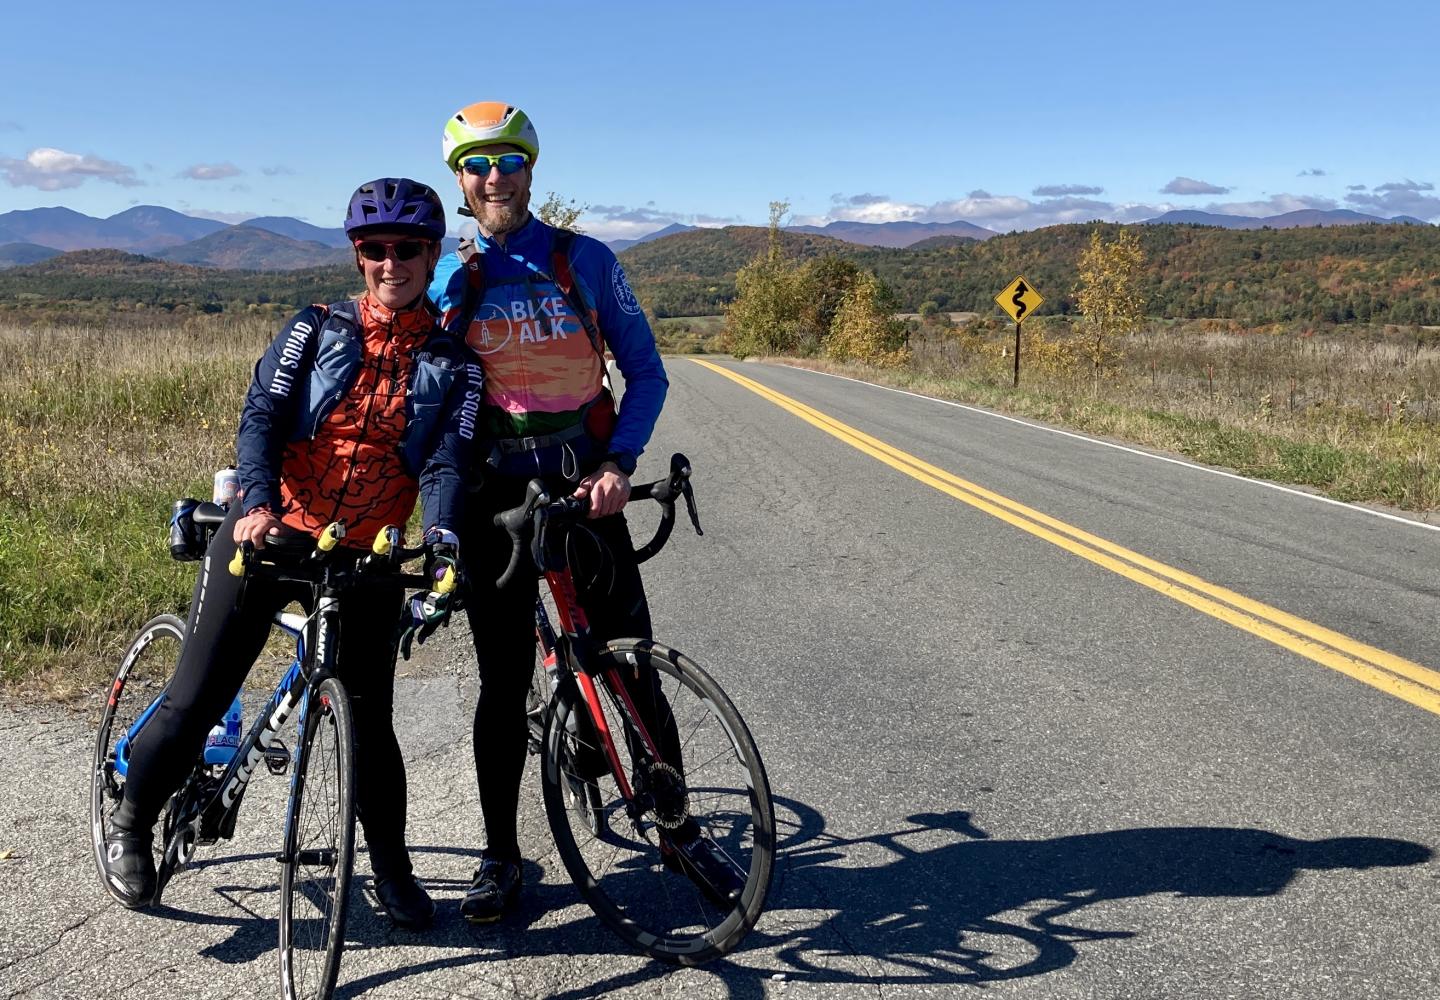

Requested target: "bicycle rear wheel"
[
  {"left": 90, "top": 614, "right": 183, "bottom": 906},
  {"left": 541, "top": 640, "right": 775, "bottom": 964},
  {"left": 279, "top": 676, "right": 356, "bottom": 1000}
]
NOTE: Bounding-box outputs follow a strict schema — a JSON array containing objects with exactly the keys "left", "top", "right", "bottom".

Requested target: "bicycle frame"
[
  {"left": 113, "top": 598, "right": 341, "bottom": 872},
  {"left": 537, "top": 541, "right": 664, "bottom": 808}
]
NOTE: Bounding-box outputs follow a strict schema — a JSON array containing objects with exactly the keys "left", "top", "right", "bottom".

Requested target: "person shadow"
[{"left": 148, "top": 802, "right": 1432, "bottom": 998}]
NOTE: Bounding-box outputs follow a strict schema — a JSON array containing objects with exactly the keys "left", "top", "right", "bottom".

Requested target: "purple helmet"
[{"left": 343, "top": 178, "right": 446, "bottom": 240}]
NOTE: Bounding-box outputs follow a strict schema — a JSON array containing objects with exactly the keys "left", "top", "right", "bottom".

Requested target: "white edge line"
[{"left": 766, "top": 363, "right": 1440, "bottom": 534}]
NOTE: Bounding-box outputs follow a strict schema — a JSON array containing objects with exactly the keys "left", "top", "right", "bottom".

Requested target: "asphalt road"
[{"left": 4, "top": 357, "right": 1439, "bottom": 999}]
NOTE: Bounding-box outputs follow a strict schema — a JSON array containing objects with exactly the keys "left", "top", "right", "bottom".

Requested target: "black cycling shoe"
[
  {"left": 100, "top": 825, "right": 156, "bottom": 909},
  {"left": 375, "top": 874, "right": 435, "bottom": 930},
  {"left": 663, "top": 833, "right": 745, "bottom": 908},
  {"left": 460, "top": 856, "right": 521, "bottom": 924}
]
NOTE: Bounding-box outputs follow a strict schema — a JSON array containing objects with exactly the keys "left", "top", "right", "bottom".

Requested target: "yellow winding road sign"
[{"left": 996, "top": 276, "right": 1044, "bottom": 323}]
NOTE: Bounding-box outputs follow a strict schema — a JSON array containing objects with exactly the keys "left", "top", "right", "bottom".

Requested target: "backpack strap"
[
  {"left": 324, "top": 298, "right": 360, "bottom": 334},
  {"left": 549, "top": 229, "right": 607, "bottom": 362},
  {"left": 448, "top": 237, "right": 488, "bottom": 338}
]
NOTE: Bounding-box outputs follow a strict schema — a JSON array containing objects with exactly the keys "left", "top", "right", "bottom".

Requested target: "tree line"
[{"left": 620, "top": 221, "right": 1440, "bottom": 326}]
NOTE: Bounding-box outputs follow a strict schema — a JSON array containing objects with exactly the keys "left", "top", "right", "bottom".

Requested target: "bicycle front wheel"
[
  {"left": 279, "top": 676, "right": 356, "bottom": 1000},
  {"left": 90, "top": 614, "right": 183, "bottom": 906},
  {"left": 542, "top": 640, "right": 775, "bottom": 965}
]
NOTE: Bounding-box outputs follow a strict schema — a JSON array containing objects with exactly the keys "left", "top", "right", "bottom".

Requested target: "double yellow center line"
[{"left": 694, "top": 359, "right": 1440, "bottom": 717}]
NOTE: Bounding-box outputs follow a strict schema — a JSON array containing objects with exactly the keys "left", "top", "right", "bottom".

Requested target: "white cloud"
[
  {"left": 1032, "top": 183, "right": 1104, "bottom": 197},
  {"left": 794, "top": 191, "right": 1165, "bottom": 232},
  {"left": 179, "top": 162, "right": 242, "bottom": 181},
  {"left": 1162, "top": 176, "right": 1231, "bottom": 195},
  {"left": 1345, "top": 178, "right": 1440, "bottom": 220},
  {"left": 0, "top": 146, "right": 142, "bottom": 190}
]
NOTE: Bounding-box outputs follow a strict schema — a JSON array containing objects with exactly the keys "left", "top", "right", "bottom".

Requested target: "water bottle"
[
  {"left": 212, "top": 466, "right": 240, "bottom": 507},
  {"left": 203, "top": 695, "right": 244, "bottom": 766},
  {"left": 169, "top": 498, "right": 199, "bottom": 560}
]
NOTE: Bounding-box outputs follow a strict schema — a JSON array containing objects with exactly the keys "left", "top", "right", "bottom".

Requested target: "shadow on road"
[
  {"left": 746, "top": 798, "right": 1431, "bottom": 989},
  {"left": 138, "top": 801, "right": 1432, "bottom": 997}
]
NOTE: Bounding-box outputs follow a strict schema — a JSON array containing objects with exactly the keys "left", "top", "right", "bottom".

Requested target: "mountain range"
[
  {"left": 0, "top": 204, "right": 1430, "bottom": 271},
  {"left": 1142, "top": 208, "right": 1430, "bottom": 229}
]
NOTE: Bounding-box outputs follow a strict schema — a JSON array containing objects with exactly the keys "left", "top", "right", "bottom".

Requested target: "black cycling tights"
[
  {"left": 462, "top": 478, "right": 683, "bottom": 864},
  {"left": 118, "top": 505, "right": 416, "bottom": 880}
]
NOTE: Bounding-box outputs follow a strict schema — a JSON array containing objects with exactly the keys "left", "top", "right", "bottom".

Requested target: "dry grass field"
[{"left": 2, "top": 311, "right": 1436, "bottom": 692}]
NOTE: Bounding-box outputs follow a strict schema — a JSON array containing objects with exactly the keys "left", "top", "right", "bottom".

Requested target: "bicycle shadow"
[{"left": 736, "top": 798, "right": 1432, "bottom": 989}]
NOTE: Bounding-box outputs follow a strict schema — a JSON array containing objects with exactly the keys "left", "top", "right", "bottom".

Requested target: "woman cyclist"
[{"left": 97, "top": 178, "right": 480, "bottom": 930}]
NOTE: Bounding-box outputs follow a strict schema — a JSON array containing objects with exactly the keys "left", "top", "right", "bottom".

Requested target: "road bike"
[
  {"left": 90, "top": 507, "right": 450, "bottom": 1000},
  {"left": 499, "top": 453, "right": 775, "bottom": 964}
]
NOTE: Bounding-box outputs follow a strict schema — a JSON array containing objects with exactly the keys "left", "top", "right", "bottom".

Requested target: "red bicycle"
[{"left": 498, "top": 454, "right": 775, "bottom": 964}]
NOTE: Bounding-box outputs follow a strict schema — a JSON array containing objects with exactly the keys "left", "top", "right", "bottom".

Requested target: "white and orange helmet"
[{"left": 442, "top": 102, "right": 540, "bottom": 171}]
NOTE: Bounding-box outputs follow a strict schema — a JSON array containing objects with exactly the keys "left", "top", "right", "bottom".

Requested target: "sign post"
[{"left": 995, "top": 276, "right": 1044, "bottom": 388}]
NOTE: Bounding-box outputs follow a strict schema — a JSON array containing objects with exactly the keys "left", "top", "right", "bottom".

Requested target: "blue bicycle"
[{"left": 89, "top": 505, "right": 450, "bottom": 1000}]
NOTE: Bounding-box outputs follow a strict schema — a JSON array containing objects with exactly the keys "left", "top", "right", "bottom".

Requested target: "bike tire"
[
  {"left": 279, "top": 676, "right": 356, "bottom": 1000},
  {"left": 90, "top": 614, "right": 184, "bottom": 907},
  {"left": 541, "top": 640, "right": 775, "bottom": 964}
]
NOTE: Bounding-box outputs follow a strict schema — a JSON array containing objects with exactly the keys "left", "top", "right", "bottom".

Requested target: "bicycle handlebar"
[
  {"left": 228, "top": 521, "right": 456, "bottom": 594},
  {"left": 492, "top": 452, "right": 703, "bottom": 589}
]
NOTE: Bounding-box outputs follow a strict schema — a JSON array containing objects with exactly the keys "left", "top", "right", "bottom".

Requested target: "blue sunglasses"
[{"left": 460, "top": 152, "right": 530, "bottom": 177}]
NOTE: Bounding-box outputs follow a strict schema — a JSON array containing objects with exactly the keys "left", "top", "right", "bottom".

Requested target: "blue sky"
[{"left": 3, "top": 0, "right": 1437, "bottom": 241}]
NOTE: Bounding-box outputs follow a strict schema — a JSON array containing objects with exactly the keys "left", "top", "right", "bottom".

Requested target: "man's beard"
[{"left": 467, "top": 190, "right": 530, "bottom": 238}]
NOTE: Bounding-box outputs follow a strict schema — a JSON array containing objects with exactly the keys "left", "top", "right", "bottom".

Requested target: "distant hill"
[
  {"left": 242, "top": 216, "right": 351, "bottom": 248},
  {"left": 608, "top": 223, "right": 696, "bottom": 253},
  {"left": 1142, "top": 208, "right": 1426, "bottom": 229},
  {"left": 0, "top": 205, "right": 229, "bottom": 251},
  {"left": 0, "top": 242, "right": 63, "bottom": 269},
  {"left": 154, "top": 226, "right": 350, "bottom": 270},
  {"left": 787, "top": 219, "right": 997, "bottom": 247},
  {"left": 907, "top": 234, "right": 979, "bottom": 251}
]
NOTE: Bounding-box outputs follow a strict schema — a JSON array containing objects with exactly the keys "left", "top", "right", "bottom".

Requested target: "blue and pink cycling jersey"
[{"left": 428, "top": 216, "right": 667, "bottom": 463}]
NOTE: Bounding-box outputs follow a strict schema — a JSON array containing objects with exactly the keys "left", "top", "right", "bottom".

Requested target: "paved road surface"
[{"left": 4, "top": 358, "right": 1438, "bottom": 998}]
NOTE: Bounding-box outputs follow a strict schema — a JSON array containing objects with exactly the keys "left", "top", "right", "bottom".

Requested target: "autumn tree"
[
  {"left": 1074, "top": 227, "right": 1146, "bottom": 384},
  {"left": 826, "top": 270, "right": 910, "bottom": 368},
  {"left": 725, "top": 201, "right": 807, "bottom": 358},
  {"left": 536, "top": 191, "right": 587, "bottom": 232}
]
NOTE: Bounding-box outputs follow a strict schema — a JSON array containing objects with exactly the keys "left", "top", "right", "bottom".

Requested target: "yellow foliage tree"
[
  {"left": 725, "top": 201, "right": 807, "bottom": 358},
  {"left": 826, "top": 271, "right": 910, "bottom": 368},
  {"left": 1074, "top": 227, "right": 1146, "bottom": 382}
]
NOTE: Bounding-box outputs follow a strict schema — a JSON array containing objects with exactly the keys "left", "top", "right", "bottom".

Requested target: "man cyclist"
[
  {"left": 428, "top": 101, "right": 743, "bottom": 922},
  {"left": 99, "top": 178, "right": 480, "bottom": 930}
]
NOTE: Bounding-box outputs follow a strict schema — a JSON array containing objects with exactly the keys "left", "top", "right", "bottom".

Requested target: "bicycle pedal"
[{"left": 262, "top": 742, "right": 290, "bottom": 775}]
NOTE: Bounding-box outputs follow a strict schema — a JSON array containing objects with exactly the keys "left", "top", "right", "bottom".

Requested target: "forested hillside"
[
  {"left": 0, "top": 250, "right": 357, "bottom": 315},
  {"left": 620, "top": 222, "right": 1440, "bottom": 324}
]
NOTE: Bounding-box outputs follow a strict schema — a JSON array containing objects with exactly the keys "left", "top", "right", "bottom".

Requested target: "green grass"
[{"left": 0, "top": 318, "right": 264, "bottom": 692}]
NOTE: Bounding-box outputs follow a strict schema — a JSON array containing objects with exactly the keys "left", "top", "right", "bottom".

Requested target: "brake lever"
[{"left": 681, "top": 479, "right": 703, "bottom": 536}]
